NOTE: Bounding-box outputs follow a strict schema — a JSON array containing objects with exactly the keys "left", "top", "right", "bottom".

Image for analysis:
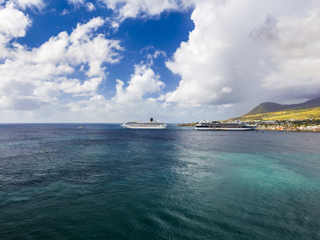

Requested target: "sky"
[{"left": 0, "top": 0, "right": 320, "bottom": 123}]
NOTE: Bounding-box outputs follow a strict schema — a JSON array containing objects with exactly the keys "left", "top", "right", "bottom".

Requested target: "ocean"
[{"left": 0, "top": 124, "right": 319, "bottom": 239}]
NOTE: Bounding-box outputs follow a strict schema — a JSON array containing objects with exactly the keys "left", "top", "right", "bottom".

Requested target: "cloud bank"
[
  {"left": 0, "top": 4, "right": 123, "bottom": 112},
  {"left": 164, "top": 0, "right": 320, "bottom": 109},
  {"left": 1, "top": 0, "right": 320, "bottom": 122},
  {"left": 253, "top": 6, "right": 320, "bottom": 100}
]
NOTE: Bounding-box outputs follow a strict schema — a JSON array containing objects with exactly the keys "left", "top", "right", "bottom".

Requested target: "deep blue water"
[{"left": 0, "top": 124, "right": 320, "bottom": 239}]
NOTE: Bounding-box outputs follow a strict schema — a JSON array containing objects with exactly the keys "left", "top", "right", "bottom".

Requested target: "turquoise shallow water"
[{"left": 0, "top": 124, "right": 320, "bottom": 239}]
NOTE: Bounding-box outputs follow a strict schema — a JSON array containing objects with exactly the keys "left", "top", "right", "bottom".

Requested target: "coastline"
[
  {"left": 256, "top": 128, "right": 320, "bottom": 132},
  {"left": 177, "top": 123, "right": 197, "bottom": 127},
  {"left": 177, "top": 124, "right": 320, "bottom": 132}
]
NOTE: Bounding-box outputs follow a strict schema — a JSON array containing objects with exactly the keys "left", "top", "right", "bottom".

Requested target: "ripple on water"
[{"left": 1, "top": 124, "right": 320, "bottom": 239}]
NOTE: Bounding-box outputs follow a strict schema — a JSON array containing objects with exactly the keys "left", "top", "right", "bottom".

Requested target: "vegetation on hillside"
[{"left": 239, "top": 107, "right": 320, "bottom": 121}]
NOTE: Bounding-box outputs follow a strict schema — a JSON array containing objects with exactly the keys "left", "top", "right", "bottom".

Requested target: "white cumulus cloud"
[
  {"left": 67, "top": 0, "right": 84, "bottom": 6},
  {"left": 86, "top": 2, "right": 95, "bottom": 11},
  {"left": 99, "top": 0, "right": 193, "bottom": 27},
  {"left": 164, "top": 0, "right": 245, "bottom": 106},
  {"left": 67, "top": 0, "right": 96, "bottom": 12},
  {"left": 112, "top": 63, "right": 165, "bottom": 103},
  {"left": 163, "top": 0, "right": 320, "bottom": 111},
  {"left": 6, "top": 0, "right": 45, "bottom": 10},
  {"left": 0, "top": 16, "right": 124, "bottom": 111},
  {"left": 0, "top": 3, "right": 31, "bottom": 40}
]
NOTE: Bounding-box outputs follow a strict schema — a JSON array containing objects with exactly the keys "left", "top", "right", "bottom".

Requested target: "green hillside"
[{"left": 240, "top": 106, "right": 320, "bottom": 121}]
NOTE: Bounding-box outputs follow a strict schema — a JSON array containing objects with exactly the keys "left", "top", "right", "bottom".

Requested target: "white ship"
[
  {"left": 121, "top": 118, "right": 167, "bottom": 129},
  {"left": 195, "top": 120, "right": 255, "bottom": 131}
]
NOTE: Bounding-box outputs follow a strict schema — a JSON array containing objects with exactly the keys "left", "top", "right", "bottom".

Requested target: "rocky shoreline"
[{"left": 256, "top": 127, "right": 320, "bottom": 132}]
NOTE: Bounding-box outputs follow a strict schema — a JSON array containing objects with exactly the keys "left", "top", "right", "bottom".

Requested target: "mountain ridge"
[{"left": 244, "top": 97, "right": 320, "bottom": 116}]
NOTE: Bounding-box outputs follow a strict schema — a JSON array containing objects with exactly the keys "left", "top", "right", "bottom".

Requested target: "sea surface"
[{"left": 0, "top": 124, "right": 320, "bottom": 240}]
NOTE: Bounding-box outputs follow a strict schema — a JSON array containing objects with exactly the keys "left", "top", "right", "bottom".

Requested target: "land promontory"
[{"left": 178, "top": 97, "right": 320, "bottom": 131}]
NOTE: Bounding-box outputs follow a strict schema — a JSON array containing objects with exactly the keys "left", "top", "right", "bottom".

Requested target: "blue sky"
[{"left": 1, "top": 0, "right": 320, "bottom": 123}]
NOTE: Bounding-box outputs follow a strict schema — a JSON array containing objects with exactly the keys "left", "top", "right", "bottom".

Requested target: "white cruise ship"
[
  {"left": 121, "top": 118, "right": 167, "bottom": 129},
  {"left": 195, "top": 120, "right": 255, "bottom": 131}
]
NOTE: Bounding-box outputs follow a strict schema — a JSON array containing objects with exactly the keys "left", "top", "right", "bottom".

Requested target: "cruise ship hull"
[
  {"left": 195, "top": 127, "right": 255, "bottom": 131},
  {"left": 195, "top": 121, "right": 256, "bottom": 131},
  {"left": 121, "top": 125, "right": 167, "bottom": 129},
  {"left": 121, "top": 118, "right": 167, "bottom": 129}
]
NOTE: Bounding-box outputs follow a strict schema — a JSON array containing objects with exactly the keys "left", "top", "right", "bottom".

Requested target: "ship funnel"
[{"left": 150, "top": 118, "right": 153, "bottom": 122}]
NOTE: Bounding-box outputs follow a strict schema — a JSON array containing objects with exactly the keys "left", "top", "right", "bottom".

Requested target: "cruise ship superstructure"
[
  {"left": 195, "top": 120, "right": 255, "bottom": 131},
  {"left": 121, "top": 118, "right": 167, "bottom": 129}
]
